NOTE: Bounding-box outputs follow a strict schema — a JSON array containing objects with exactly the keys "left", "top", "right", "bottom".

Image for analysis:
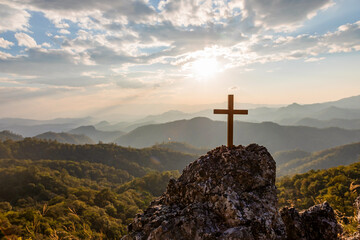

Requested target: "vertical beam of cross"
[{"left": 214, "top": 95, "right": 248, "bottom": 147}]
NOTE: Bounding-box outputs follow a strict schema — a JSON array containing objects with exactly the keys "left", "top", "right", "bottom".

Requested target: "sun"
[{"left": 191, "top": 58, "right": 219, "bottom": 79}]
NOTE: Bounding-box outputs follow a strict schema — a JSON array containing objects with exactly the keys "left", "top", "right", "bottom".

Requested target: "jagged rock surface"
[
  {"left": 280, "top": 202, "right": 342, "bottom": 240},
  {"left": 341, "top": 196, "right": 360, "bottom": 240},
  {"left": 123, "top": 144, "right": 344, "bottom": 240},
  {"left": 123, "top": 144, "right": 286, "bottom": 240},
  {"left": 355, "top": 196, "right": 360, "bottom": 224}
]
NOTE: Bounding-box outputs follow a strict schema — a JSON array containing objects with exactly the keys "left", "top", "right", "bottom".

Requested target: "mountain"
[
  {"left": 0, "top": 138, "right": 197, "bottom": 175},
  {"left": 34, "top": 132, "right": 95, "bottom": 144},
  {"left": 273, "top": 149, "right": 310, "bottom": 166},
  {"left": 277, "top": 142, "right": 360, "bottom": 176},
  {"left": 0, "top": 158, "right": 178, "bottom": 239},
  {"left": 295, "top": 118, "right": 360, "bottom": 130},
  {"left": 115, "top": 117, "right": 360, "bottom": 153},
  {"left": 0, "top": 117, "right": 94, "bottom": 137},
  {"left": 0, "top": 130, "right": 23, "bottom": 141},
  {"left": 69, "top": 125, "right": 125, "bottom": 143},
  {"left": 277, "top": 160, "right": 360, "bottom": 217},
  {"left": 313, "top": 106, "right": 360, "bottom": 120},
  {"left": 152, "top": 142, "right": 209, "bottom": 155},
  {"left": 321, "top": 94, "right": 360, "bottom": 109}
]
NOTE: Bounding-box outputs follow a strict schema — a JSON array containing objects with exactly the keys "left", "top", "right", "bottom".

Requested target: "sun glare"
[{"left": 191, "top": 58, "right": 219, "bottom": 79}]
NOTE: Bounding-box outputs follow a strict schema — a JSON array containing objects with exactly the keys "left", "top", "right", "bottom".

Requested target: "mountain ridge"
[{"left": 115, "top": 117, "right": 360, "bottom": 152}]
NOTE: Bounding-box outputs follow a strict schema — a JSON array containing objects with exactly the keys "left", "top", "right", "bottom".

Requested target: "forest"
[{"left": 0, "top": 138, "right": 360, "bottom": 238}]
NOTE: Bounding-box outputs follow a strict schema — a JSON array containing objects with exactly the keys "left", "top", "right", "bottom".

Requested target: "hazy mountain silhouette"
[
  {"left": 0, "top": 130, "right": 23, "bottom": 141},
  {"left": 115, "top": 117, "right": 360, "bottom": 153},
  {"left": 295, "top": 118, "right": 360, "bottom": 130},
  {"left": 320, "top": 94, "right": 360, "bottom": 109},
  {"left": 0, "top": 117, "right": 93, "bottom": 137},
  {"left": 34, "top": 132, "right": 95, "bottom": 144},
  {"left": 69, "top": 125, "right": 124, "bottom": 143},
  {"left": 277, "top": 142, "right": 360, "bottom": 176},
  {"left": 273, "top": 149, "right": 311, "bottom": 166},
  {"left": 102, "top": 95, "right": 360, "bottom": 130},
  {"left": 152, "top": 142, "right": 209, "bottom": 155}
]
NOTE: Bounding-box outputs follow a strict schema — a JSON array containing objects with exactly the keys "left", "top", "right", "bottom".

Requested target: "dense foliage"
[
  {"left": 0, "top": 138, "right": 191, "bottom": 239},
  {"left": 0, "top": 138, "right": 197, "bottom": 176},
  {"left": 34, "top": 131, "right": 95, "bottom": 145},
  {"left": 277, "top": 142, "right": 360, "bottom": 176},
  {"left": 277, "top": 161, "right": 360, "bottom": 216},
  {"left": 152, "top": 141, "right": 208, "bottom": 155},
  {"left": 0, "top": 158, "right": 179, "bottom": 239},
  {"left": 2, "top": 138, "right": 360, "bottom": 238},
  {"left": 0, "top": 130, "right": 23, "bottom": 141}
]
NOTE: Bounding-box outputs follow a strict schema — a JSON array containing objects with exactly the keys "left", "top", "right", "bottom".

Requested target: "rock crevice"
[{"left": 124, "top": 144, "right": 342, "bottom": 240}]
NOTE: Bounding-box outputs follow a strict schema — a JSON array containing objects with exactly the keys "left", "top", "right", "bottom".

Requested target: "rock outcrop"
[
  {"left": 281, "top": 202, "right": 342, "bottom": 240},
  {"left": 123, "top": 144, "right": 342, "bottom": 240}
]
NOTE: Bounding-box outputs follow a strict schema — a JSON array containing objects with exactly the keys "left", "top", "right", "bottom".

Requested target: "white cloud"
[
  {"left": 0, "top": 51, "right": 13, "bottom": 59},
  {"left": 41, "top": 42, "right": 51, "bottom": 48},
  {"left": 0, "top": 3, "right": 30, "bottom": 32},
  {"left": 58, "top": 29, "right": 70, "bottom": 34},
  {"left": 305, "top": 57, "right": 325, "bottom": 62},
  {"left": 240, "top": 0, "right": 334, "bottom": 31},
  {"left": 0, "top": 37, "right": 14, "bottom": 49},
  {"left": 15, "top": 32, "right": 38, "bottom": 48},
  {"left": 0, "top": 0, "right": 359, "bottom": 95}
]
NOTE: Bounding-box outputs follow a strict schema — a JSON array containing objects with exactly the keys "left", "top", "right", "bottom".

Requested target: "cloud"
[
  {"left": 0, "top": 0, "right": 359, "bottom": 107},
  {"left": 305, "top": 57, "right": 325, "bottom": 62},
  {"left": 0, "top": 86, "right": 73, "bottom": 104},
  {"left": 15, "top": 32, "right": 38, "bottom": 48},
  {"left": 0, "top": 51, "right": 13, "bottom": 60},
  {"left": 324, "top": 20, "right": 360, "bottom": 53},
  {"left": 58, "top": 29, "right": 70, "bottom": 34},
  {"left": 0, "top": 38, "right": 14, "bottom": 49},
  {"left": 240, "top": 0, "right": 334, "bottom": 30},
  {"left": 0, "top": 3, "right": 30, "bottom": 32}
]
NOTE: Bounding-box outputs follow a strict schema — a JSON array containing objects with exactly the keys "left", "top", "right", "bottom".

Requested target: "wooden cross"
[{"left": 214, "top": 95, "right": 248, "bottom": 148}]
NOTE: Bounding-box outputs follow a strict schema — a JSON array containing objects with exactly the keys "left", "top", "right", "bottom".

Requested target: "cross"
[{"left": 214, "top": 95, "right": 248, "bottom": 148}]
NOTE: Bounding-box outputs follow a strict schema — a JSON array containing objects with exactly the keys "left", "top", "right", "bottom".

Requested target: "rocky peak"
[{"left": 123, "top": 144, "right": 342, "bottom": 240}]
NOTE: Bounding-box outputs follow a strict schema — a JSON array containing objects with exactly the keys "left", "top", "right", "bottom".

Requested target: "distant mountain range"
[
  {"left": 0, "top": 130, "right": 23, "bottom": 141},
  {"left": 69, "top": 126, "right": 124, "bottom": 143},
  {"left": 1, "top": 95, "right": 359, "bottom": 136},
  {"left": 115, "top": 117, "right": 360, "bottom": 153},
  {"left": 97, "top": 95, "right": 360, "bottom": 131},
  {"left": 294, "top": 118, "right": 360, "bottom": 130},
  {"left": 152, "top": 142, "right": 209, "bottom": 155},
  {"left": 0, "top": 117, "right": 93, "bottom": 137},
  {"left": 34, "top": 132, "right": 95, "bottom": 144},
  {"left": 276, "top": 142, "right": 360, "bottom": 176}
]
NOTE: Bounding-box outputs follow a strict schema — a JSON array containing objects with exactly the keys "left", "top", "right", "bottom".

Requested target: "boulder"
[
  {"left": 280, "top": 202, "right": 342, "bottom": 240},
  {"left": 123, "top": 144, "right": 343, "bottom": 240},
  {"left": 123, "top": 144, "right": 286, "bottom": 240}
]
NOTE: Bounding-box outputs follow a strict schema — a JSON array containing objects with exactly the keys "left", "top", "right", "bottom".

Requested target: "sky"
[{"left": 0, "top": 0, "right": 359, "bottom": 120}]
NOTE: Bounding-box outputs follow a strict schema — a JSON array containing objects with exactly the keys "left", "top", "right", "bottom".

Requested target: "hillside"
[
  {"left": 277, "top": 142, "right": 360, "bottom": 176},
  {"left": 115, "top": 117, "right": 360, "bottom": 153},
  {"left": 0, "top": 117, "right": 93, "bottom": 137},
  {"left": 34, "top": 132, "right": 95, "bottom": 144},
  {"left": 69, "top": 125, "right": 125, "bottom": 143},
  {"left": 0, "top": 138, "right": 197, "bottom": 175},
  {"left": 277, "top": 161, "right": 360, "bottom": 217},
  {"left": 273, "top": 149, "right": 310, "bottom": 166},
  {"left": 0, "top": 138, "right": 197, "bottom": 239},
  {"left": 0, "top": 157, "right": 178, "bottom": 239},
  {"left": 295, "top": 118, "right": 360, "bottom": 130},
  {"left": 152, "top": 141, "right": 208, "bottom": 155},
  {"left": 0, "top": 130, "right": 23, "bottom": 141}
]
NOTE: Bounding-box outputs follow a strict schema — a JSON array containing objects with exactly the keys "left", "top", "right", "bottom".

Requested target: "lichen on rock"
[
  {"left": 280, "top": 202, "right": 342, "bottom": 240},
  {"left": 123, "top": 144, "right": 286, "bottom": 240},
  {"left": 123, "top": 144, "right": 344, "bottom": 240}
]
